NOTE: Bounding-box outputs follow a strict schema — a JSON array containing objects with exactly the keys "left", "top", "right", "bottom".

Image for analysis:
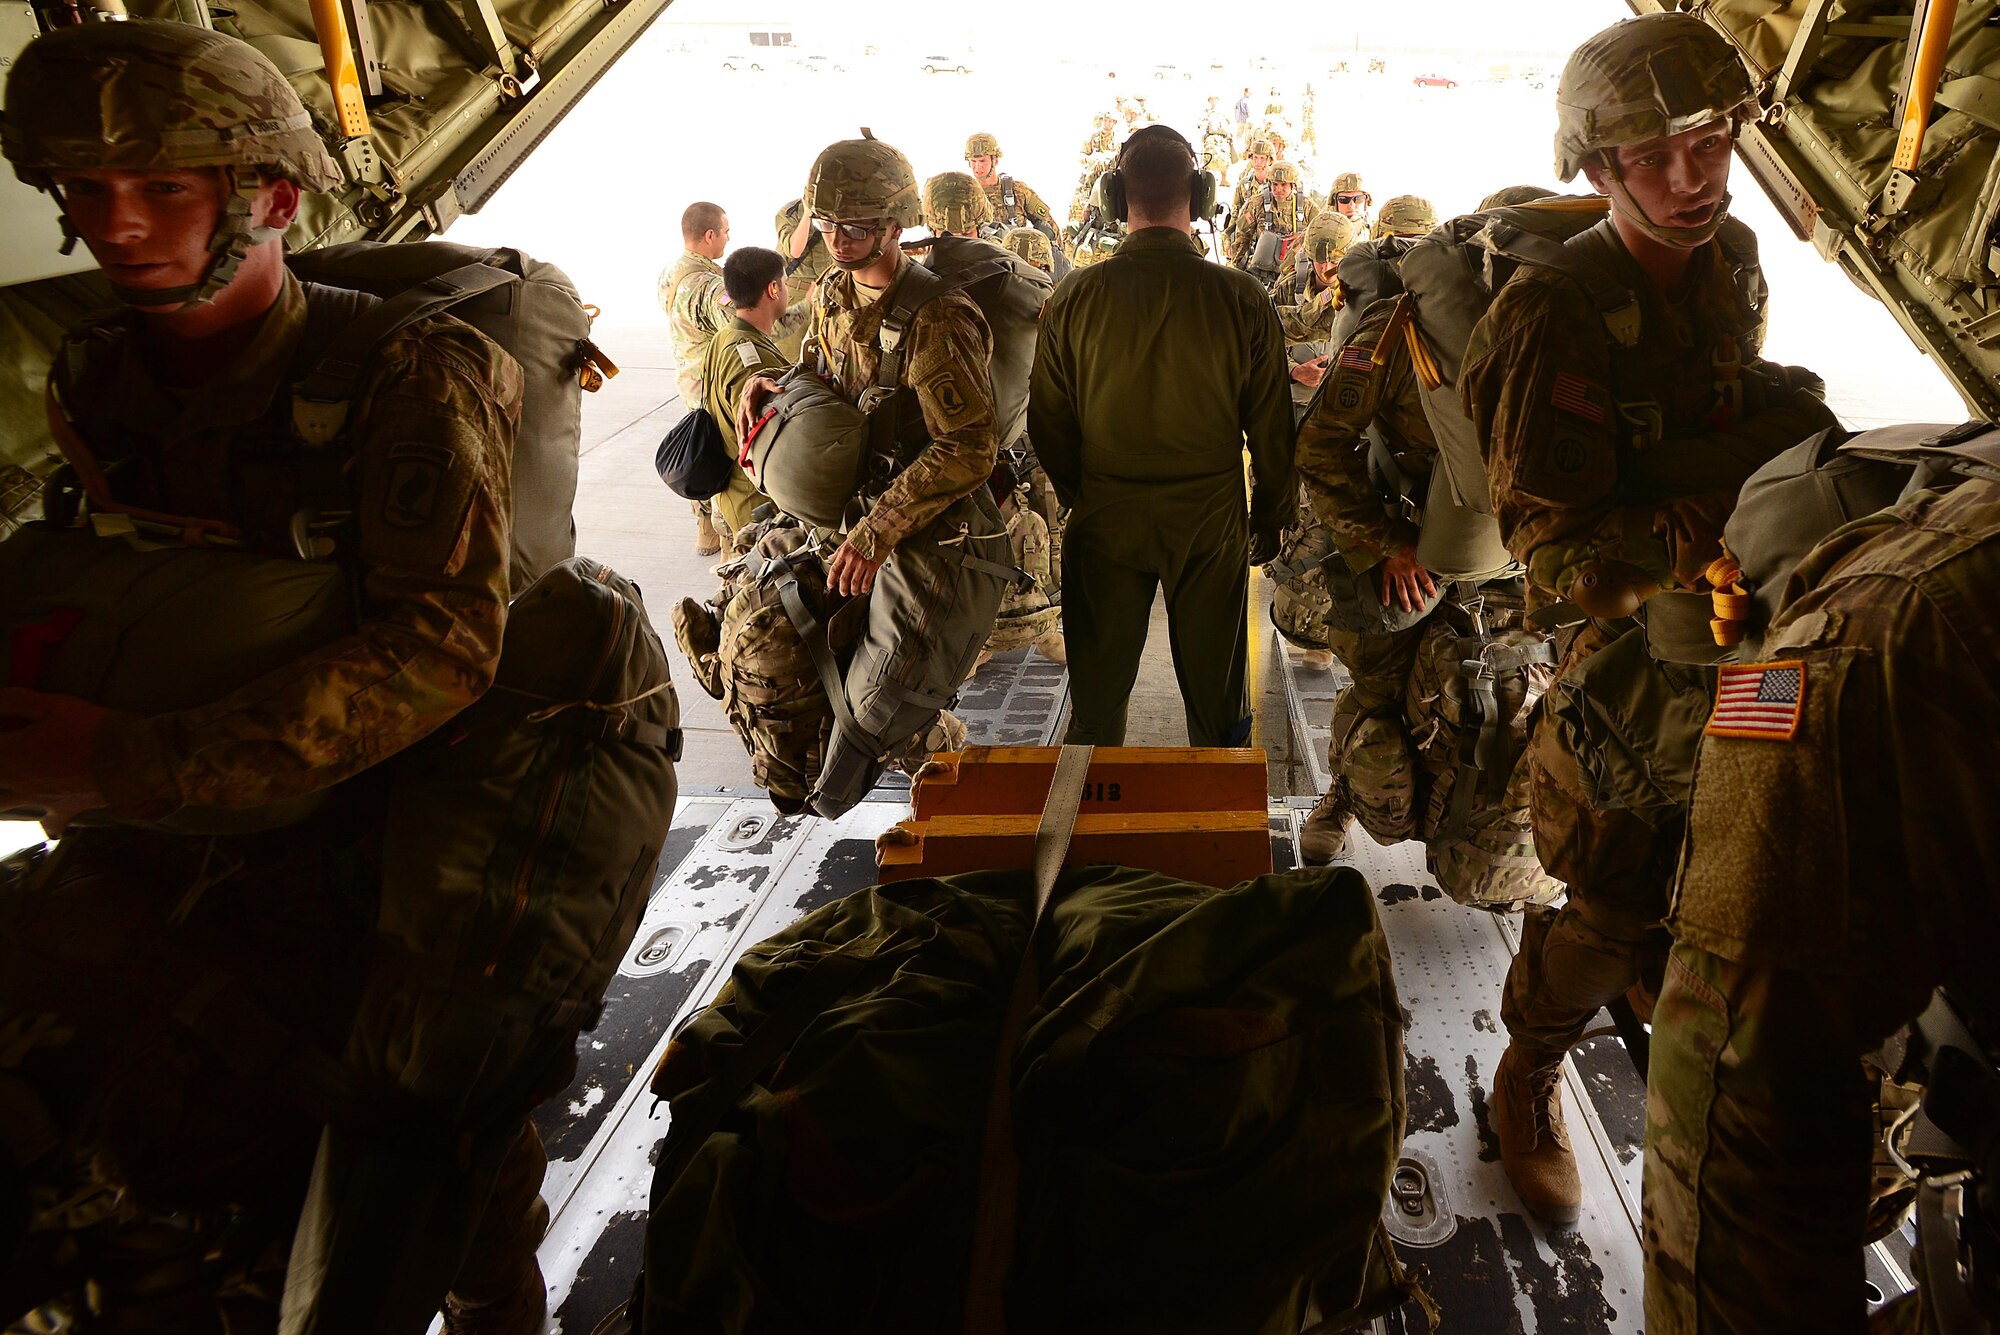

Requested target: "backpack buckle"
[{"left": 292, "top": 396, "right": 350, "bottom": 447}]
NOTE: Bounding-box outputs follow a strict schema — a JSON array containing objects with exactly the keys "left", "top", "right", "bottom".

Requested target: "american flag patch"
[
  {"left": 1707, "top": 661, "right": 1806, "bottom": 740},
  {"left": 1338, "top": 344, "right": 1376, "bottom": 372},
  {"left": 1551, "top": 372, "right": 1609, "bottom": 425}
]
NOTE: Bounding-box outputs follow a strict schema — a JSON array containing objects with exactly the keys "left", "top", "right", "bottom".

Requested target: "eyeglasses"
[
  {"left": 811, "top": 217, "right": 885, "bottom": 241},
  {"left": 1335, "top": 193, "right": 1366, "bottom": 205}
]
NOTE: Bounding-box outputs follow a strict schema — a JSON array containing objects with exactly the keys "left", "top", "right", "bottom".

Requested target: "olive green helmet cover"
[
  {"left": 923, "top": 171, "right": 993, "bottom": 234},
  {"left": 1554, "top": 12, "right": 1754, "bottom": 182},
  {"left": 804, "top": 129, "right": 923, "bottom": 227},
  {"left": 1376, "top": 195, "right": 1438, "bottom": 237}
]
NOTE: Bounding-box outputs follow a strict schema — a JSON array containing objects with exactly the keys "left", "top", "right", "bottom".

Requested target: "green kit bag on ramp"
[{"left": 627, "top": 862, "right": 1416, "bottom": 1333}]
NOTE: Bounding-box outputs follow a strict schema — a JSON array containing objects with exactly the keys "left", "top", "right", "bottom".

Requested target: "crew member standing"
[{"left": 1029, "top": 124, "right": 1293, "bottom": 746}]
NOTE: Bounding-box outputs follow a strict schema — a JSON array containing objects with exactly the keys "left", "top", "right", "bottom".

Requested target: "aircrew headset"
[{"left": 1095, "top": 124, "right": 1220, "bottom": 224}]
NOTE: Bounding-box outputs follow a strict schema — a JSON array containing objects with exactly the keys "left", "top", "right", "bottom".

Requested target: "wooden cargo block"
[
  {"left": 909, "top": 746, "right": 1267, "bottom": 821},
  {"left": 876, "top": 809, "right": 1272, "bottom": 888}
]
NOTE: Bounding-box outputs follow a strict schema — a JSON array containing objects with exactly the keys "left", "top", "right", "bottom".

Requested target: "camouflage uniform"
[
  {"left": 1292, "top": 295, "right": 1437, "bottom": 843},
  {"left": 1081, "top": 117, "right": 1117, "bottom": 156},
  {"left": 1464, "top": 10, "right": 1841, "bottom": 1228},
  {"left": 1271, "top": 213, "right": 1356, "bottom": 420},
  {"left": 979, "top": 175, "right": 1059, "bottom": 239},
  {"left": 1230, "top": 139, "right": 1276, "bottom": 214},
  {"left": 772, "top": 198, "right": 833, "bottom": 361},
  {"left": 1644, "top": 476, "right": 2000, "bottom": 1333},
  {"left": 0, "top": 22, "right": 544, "bottom": 1332},
  {"left": 659, "top": 249, "right": 728, "bottom": 407},
  {"left": 1228, "top": 170, "right": 1313, "bottom": 270}
]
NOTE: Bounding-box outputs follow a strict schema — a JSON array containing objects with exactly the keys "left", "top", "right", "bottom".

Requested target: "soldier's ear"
[{"left": 256, "top": 175, "right": 302, "bottom": 231}]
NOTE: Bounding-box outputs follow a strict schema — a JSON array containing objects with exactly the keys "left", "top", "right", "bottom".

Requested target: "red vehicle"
[{"left": 1411, "top": 73, "right": 1458, "bottom": 88}]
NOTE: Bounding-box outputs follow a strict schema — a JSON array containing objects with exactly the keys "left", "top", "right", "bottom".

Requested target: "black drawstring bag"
[{"left": 655, "top": 407, "right": 735, "bottom": 500}]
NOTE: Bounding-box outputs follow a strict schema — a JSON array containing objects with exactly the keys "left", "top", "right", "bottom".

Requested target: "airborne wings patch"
[
  {"left": 1552, "top": 371, "right": 1609, "bottom": 426},
  {"left": 1707, "top": 661, "right": 1806, "bottom": 740}
]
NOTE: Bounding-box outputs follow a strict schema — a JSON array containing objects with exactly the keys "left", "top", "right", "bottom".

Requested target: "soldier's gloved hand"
[
  {"left": 1247, "top": 524, "right": 1281, "bottom": 568},
  {"left": 737, "top": 374, "right": 784, "bottom": 445},
  {"left": 826, "top": 539, "right": 884, "bottom": 597},
  {"left": 0, "top": 686, "right": 111, "bottom": 835}
]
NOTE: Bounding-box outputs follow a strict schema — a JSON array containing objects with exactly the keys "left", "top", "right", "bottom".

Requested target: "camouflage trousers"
[
  {"left": 1323, "top": 619, "right": 1428, "bottom": 844},
  {"left": 1500, "top": 622, "right": 1678, "bottom": 1064}
]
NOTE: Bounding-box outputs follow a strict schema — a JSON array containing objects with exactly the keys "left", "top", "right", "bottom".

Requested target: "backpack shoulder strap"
[
  {"left": 874, "top": 261, "right": 955, "bottom": 393},
  {"left": 1480, "top": 215, "right": 1642, "bottom": 348},
  {"left": 290, "top": 262, "right": 521, "bottom": 446}
]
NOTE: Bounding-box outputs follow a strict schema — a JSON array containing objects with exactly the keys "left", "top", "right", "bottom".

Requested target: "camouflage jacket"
[
  {"left": 1294, "top": 295, "right": 1435, "bottom": 572},
  {"left": 659, "top": 249, "right": 729, "bottom": 404},
  {"left": 1461, "top": 219, "right": 1836, "bottom": 612},
  {"left": 63, "top": 272, "right": 520, "bottom": 819},
  {"left": 1271, "top": 262, "right": 1341, "bottom": 344},
  {"left": 981, "top": 175, "right": 1056, "bottom": 233},
  {"left": 1229, "top": 190, "right": 1312, "bottom": 267},
  {"left": 1230, "top": 170, "right": 1272, "bottom": 216},
  {"left": 772, "top": 199, "right": 833, "bottom": 361},
  {"left": 1644, "top": 477, "right": 2000, "bottom": 1334},
  {"left": 809, "top": 258, "right": 999, "bottom": 562}
]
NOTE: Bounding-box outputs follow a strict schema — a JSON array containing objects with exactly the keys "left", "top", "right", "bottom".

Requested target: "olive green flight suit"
[
  {"left": 1645, "top": 477, "right": 2000, "bottom": 1333},
  {"left": 699, "top": 318, "right": 782, "bottom": 532},
  {"left": 1463, "top": 218, "right": 1838, "bottom": 1069},
  {"left": 1029, "top": 226, "right": 1295, "bottom": 746}
]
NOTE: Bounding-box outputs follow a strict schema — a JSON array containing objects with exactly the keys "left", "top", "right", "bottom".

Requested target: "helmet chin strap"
[
  {"left": 90, "top": 168, "right": 284, "bottom": 311},
  {"left": 1601, "top": 161, "right": 1731, "bottom": 250}
]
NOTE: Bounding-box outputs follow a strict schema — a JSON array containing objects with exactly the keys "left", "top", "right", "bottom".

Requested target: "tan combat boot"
[
  {"left": 1032, "top": 628, "right": 1067, "bottom": 666},
  {"left": 1298, "top": 647, "right": 1334, "bottom": 672},
  {"left": 442, "top": 1258, "right": 549, "bottom": 1335},
  {"left": 1298, "top": 784, "right": 1353, "bottom": 864},
  {"left": 692, "top": 502, "right": 721, "bottom": 556},
  {"left": 1491, "top": 1043, "right": 1582, "bottom": 1226}
]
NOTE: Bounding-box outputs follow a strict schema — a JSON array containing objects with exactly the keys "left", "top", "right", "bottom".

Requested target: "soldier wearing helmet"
[
  {"left": 1327, "top": 171, "right": 1374, "bottom": 237},
  {"left": 739, "top": 130, "right": 999, "bottom": 598},
  {"left": 1373, "top": 194, "right": 1437, "bottom": 239},
  {"left": 1461, "top": 12, "right": 1841, "bottom": 1231},
  {"left": 1081, "top": 111, "right": 1119, "bottom": 157},
  {"left": 964, "top": 132, "right": 1059, "bottom": 246},
  {"left": 1229, "top": 160, "right": 1314, "bottom": 276},
  {"left": 1002, "top": 225, "right": 1055, "bottom": 274},
  {"left": 1230, "top": 137, "right": 1276, "bottom": 214},
  {"left": 922, "top": 171, "right": 994, "bottom": 238},
  {"left": 1270, "top": 211, "right": 1357, "bottom": 410},
  {"left": 0, "top": 16, "right": 545, "bottom": 1334}
]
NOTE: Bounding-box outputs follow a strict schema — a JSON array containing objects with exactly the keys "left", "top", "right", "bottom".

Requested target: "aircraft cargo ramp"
[{"left": 510, "top": 331, "right": 1936, "bottom": 1333}]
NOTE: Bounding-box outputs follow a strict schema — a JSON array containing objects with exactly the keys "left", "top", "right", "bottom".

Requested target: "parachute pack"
[{"left": 904, "top": 233, "right": 1052, "bottom": 449}]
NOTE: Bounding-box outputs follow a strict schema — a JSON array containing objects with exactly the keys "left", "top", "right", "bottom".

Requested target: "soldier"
[
  {"left": 1274, "top": 211, "right": 1357, "bottom": 350},
  {"left": 1081, "top": 111, "right": 1118, "bottom": 157},
  {"left": 1327, "top": 171, "right": 1374, "bottom": 238},
  {"left": 660, "top": 201, "right": 732, "bottom": 555},
  {"left": 739, "top": 131, "right": 999, "bottom": 601},
  {"left": 965, "top": 132, "right": 1060, "bottom": 247},
  {"left": 1642, "top": 472, "right": 2000, "bottom": 1332},
  {"left": 1029, "top": 125, "right": 1295, "bottom": 747},
  {"left": 772, "top": 195, "right": 835, "bottom": 361},
  {"left": 0, "top": 18, "right": 544, "bottom": 1333},
  {"left": 1230, "top": 138, "right": 1276, "bottom": 215},
  {"left": 1229, "top": 161, "right": 1313, "bottom": 275},
  {"left": 921, "top": 169, "right": 994, "bottom": 239},
  {"left": 698, "top": 247, "right": 786, "bottom": 535},
  {"left": 1463, "top": 13, "right": 1840, "bottom": 1227},
  {"left": 1374, "top": 193, "right": 1438, "bottom": 239}
]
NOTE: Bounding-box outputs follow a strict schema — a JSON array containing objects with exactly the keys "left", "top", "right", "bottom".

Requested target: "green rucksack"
[{"left": 628, "top": 862, "right": 1415, "bottom": 1334}]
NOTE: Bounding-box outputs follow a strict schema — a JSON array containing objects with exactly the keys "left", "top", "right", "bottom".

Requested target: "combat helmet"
[
  {"left": 923, "top": 171, "right": 993, "bottom": 235},
  {"left": 3, "top": 18, "right": 341, "bottom": 308},
  {"left": 1002, "top": 226, "right": 1054, "bottom": 274},
  {"left": 1270, "top": 161, "right": 1302, "bottom": 186},
  {"left": 1330, "top": 171, "right": 1367, "bottom": 196},
  {"left": 965, "top": 131, "right": 1003, "bottom": 160},
  {"left": 1555, "top": 12, "right": 1754, "bottom": 246},
  {"left": 1375, "top": 195, "right": 1438, "bottom": 237},
  {"left": 1247, "top": 137, "right": 1275, "bottom": 162},
  {"left": 805, "top": 129, "right": 923, "bottom": 227},
  {"left": 1303, "top": 210, "right": 1358, "bottom": 264}
]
